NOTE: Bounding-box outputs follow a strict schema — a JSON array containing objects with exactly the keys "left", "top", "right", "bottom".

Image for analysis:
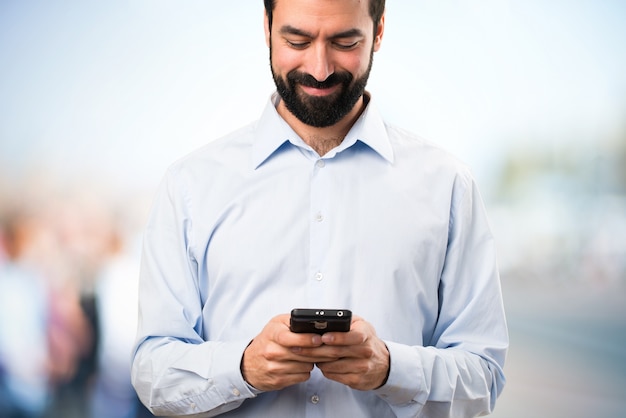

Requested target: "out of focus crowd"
[{"left": 0, "top": 192, "right": 151, "bottom": 418}]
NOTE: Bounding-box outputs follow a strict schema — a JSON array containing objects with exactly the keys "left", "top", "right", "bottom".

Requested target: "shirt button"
[
  {"left": 314, "top": 272, "right": 324, "bottom": 281},
  {"left": 310, "top": 394, "right": 320, "bottom": 404},
  {"left": 316, "top": 159, "right": 325, "bottom": 168},
  {"left": 315, "top": 212, "right": 324, "bottom": 222},
  {"left": 232, "top": 388, "right": 240, "bottom": 396}
]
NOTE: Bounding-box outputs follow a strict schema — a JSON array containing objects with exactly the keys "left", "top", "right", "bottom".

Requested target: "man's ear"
[
  {"left": 373, "top": 12, "right": 385, "bottom": 52},
  {"left": 264, "top": 11, "right": 271, "bottom": 47}
]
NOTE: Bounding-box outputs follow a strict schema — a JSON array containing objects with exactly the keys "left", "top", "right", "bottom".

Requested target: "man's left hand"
[{"left": 294, "top": 316, "right": 390, "bottom": 391}]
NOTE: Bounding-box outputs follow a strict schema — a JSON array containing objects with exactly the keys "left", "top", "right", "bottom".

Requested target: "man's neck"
[{"left": 276, "top": 95, "right": 367, "bottom": 157}]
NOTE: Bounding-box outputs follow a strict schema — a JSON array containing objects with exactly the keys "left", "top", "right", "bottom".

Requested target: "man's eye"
[
  {"left": 334, "top": 41, "right": 359, "bottom": 50},
  {"left": 287, "top": 40, "right": 309, "bottom": 49}
]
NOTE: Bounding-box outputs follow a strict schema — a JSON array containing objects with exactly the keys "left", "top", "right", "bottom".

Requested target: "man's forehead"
[{"left": 272, "top": 0, "right": 372, "bottom": 35}]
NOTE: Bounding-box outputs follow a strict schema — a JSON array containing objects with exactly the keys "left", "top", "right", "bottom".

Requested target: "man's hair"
[{"left": 263, "top": 0, "right": 386, "bottom": 34}]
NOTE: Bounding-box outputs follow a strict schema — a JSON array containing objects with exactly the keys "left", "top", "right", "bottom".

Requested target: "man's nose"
[{"left": 307, "top": 44, "right": 334, "bottom": 83}]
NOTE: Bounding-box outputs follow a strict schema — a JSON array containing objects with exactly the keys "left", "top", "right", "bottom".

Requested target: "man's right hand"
[{"left": 241, "top": 314, "right": 336, "bottom": 391}]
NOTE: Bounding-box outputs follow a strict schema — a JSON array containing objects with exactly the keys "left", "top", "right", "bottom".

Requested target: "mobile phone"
[{"left": 289, "top": 308, "right": 352, "bottom": 334}]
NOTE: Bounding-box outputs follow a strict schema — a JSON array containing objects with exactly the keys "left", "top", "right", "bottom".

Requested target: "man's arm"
[
  {"left": 130, "top": 170, "right": 255, "bottom": 416},
  {"left": 377, "top": 172, "right": 508, "bottom": 417}
]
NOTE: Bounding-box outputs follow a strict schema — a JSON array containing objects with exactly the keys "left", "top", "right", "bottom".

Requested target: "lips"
[
  {"left": 299, "top": 83, "right": 341, "bottom": 96},
  {"left": 290, "top": 71, "right": 349, "bottom": 93}
]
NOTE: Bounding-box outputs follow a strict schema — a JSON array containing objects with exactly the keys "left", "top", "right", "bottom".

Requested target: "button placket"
[
  {"left": 309, "top": 157, "right": 330, "bottom": 297},
  {"left": 305, "top": 367, "right": 325, "bottom": 413}
]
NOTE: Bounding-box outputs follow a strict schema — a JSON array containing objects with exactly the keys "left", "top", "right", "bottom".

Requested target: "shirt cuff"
[
  {"left": 210, "top": 339, "right": 260, "bottom": 400},
  {"left": 146, "top": 339, "right": 258, "bottom": 416},
  {"left": 373, "top": 340, "right": 425, "bottom": 406}
]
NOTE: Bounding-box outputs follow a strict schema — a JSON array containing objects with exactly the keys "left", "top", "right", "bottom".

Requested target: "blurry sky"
[{"left": 1, "top": 0, "right": 625, "bottom": 193}]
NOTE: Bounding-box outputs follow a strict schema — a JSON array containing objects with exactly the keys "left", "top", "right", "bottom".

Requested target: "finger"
[
  {"left": 317, "top": 359, "right": 383, "bottom": 391},
  {"left": 320, "top": 330, "right": 368, "bottom": 347},
  {"left": 320, "top": 317, "right": 371, "bottom": 346},
  {"left": 247, "top": 361, "right": 315, "bottom": 391},
  {"left": 291, "top": 343, "right": 351, "bottom": 361},
  {"left": 279, "top": 332, "right": 324, "bottom": 349}
]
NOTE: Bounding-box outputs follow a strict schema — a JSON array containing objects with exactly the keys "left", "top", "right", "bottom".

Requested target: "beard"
[{"left": 271, "top": 47, "right": 374, "bottom": 128}]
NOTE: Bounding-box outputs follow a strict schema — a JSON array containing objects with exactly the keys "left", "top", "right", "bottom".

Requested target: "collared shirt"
[{"left": 131, "top": 93, "right": 508, "bottom": 418}]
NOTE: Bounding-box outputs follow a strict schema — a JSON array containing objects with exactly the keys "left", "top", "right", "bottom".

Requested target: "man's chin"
[{"left": 299, "top": 90, "right": 343, "bottom": 109}]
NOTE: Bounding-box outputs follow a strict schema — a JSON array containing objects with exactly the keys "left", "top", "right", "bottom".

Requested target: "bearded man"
[{"left": 131, "top": 1, "right": 508, "bottom": 417}]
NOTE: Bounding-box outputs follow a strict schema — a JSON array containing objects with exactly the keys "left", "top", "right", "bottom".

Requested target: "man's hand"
[
  {"left": 241, "top": 314, "right": 338, "bottom": 391},
  {"left": 297, "top": 317, "right": 390, "bottom": 391}
]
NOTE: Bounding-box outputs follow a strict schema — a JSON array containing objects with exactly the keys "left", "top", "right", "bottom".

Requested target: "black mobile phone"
[{"left": 289, "top": 308, "right": 352, "bottom": 334}]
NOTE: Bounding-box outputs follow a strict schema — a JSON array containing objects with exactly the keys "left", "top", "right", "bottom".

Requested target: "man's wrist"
[{"left": 375, "top": 343, "right": 391, "bottom": 389}]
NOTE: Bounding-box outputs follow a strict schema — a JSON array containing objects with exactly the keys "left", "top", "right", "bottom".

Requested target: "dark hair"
[{"left": 264, "top": 0, "right": 385, "bottom": 34}]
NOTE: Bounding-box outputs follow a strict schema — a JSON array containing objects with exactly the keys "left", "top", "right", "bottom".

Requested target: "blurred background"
[{"left": 0, "top": 1, "right": 624, "bottom": 417}]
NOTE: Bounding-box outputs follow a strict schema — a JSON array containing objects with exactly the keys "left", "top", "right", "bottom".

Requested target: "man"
[{"left": 131, "top": 0, "right": 508, "bottom": 417}]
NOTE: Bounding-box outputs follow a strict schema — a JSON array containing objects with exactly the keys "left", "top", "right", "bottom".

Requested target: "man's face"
[{"left": 265, "top": 0, "right": 384, "bottom": 128}]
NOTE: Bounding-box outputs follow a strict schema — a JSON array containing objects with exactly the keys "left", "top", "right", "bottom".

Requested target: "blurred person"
[
  {"left": 0, "top": 212, "right": 51, "bottom": 418},
  {"left": 90, "top": 226, "right": 151, "bottom": 418},
  {"left": 0, "top": 207, "right": 93, "bottom": 418},
  {"left": 35, "top": 200, "right": 102, "bottom": 418},
  {"left": 44, "top": 280, "right": 94, "bottom": 417},
  {"left": 132, "top": 1, "right": 508, "bottom": 417}
]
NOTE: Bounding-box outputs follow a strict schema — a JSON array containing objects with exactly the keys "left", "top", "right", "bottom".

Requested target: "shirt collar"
[
  {"left": 252, "top": 93, "right": 298, "bottom": 169},
  {"left": 343, "top": 92, "right": 394, "bottom": 163},
  {"left": 252, "top": 92, "right": 394, "bottom": 169}
]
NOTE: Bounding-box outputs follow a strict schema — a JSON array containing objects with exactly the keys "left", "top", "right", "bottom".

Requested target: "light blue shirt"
[{"left": 132, "top": 93, "right": 508, "bottom": 418}]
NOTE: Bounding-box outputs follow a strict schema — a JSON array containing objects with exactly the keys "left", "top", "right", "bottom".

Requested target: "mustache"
[{"left": 287, "top": 70, "right": 353, "bottom": 89}]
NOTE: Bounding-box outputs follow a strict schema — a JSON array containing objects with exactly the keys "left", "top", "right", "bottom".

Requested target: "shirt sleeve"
[
  {"left": 374, "top": 170, "right": 508, "bottom": 418},
  {"left": 130, "top": 168, "right": 257, "bottom": 416}
]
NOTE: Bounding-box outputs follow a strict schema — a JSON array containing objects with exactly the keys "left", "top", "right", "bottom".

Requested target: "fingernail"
[
  {"left": 322, "top": 334, "right": 334, "bottom": 343},
  {"left": 312, "top": 335, "right": 322, "bottom": 345}
]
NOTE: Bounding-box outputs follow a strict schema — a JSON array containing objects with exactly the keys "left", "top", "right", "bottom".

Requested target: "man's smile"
[{"left": 299, "top": 83, "right": 341, "bottom": 97}]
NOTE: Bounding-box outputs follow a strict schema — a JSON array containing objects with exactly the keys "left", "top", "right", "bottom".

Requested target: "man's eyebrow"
[
  {"left": 279, "top": 25, "right": 365, "bottom": 39},
  {"left": 329, "top": 28, "right": 365, "bottom": 40},
  {"left": 279, "top": 25, "right": 313, "bottom": 38}
]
